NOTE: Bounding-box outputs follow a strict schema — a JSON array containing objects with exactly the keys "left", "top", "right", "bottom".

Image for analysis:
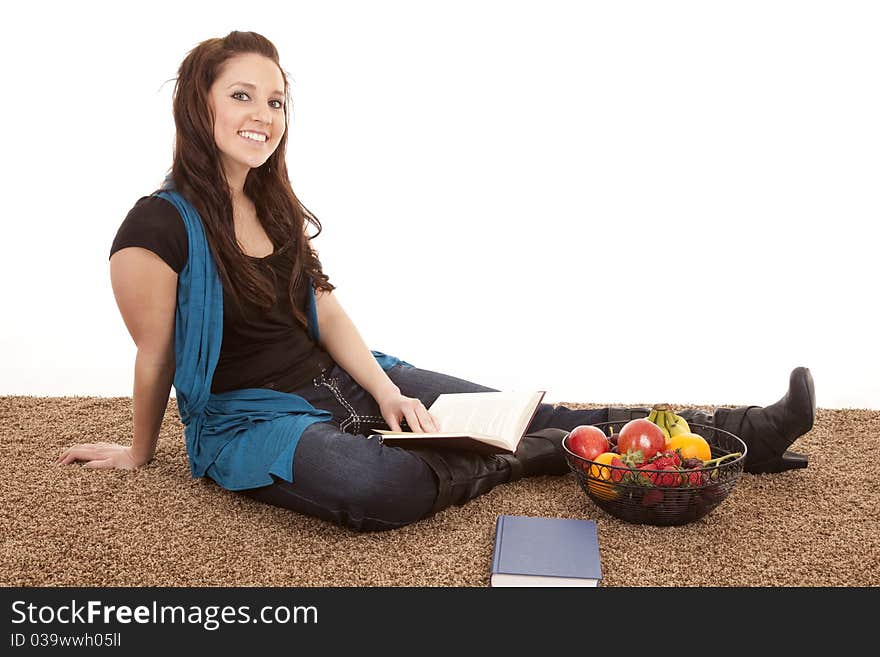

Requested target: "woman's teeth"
[{"left": 238, "top": 131, "right": 266, "bottom": 143}]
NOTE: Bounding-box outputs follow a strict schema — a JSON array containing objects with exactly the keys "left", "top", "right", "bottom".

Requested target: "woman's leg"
[
  {"left": 384, "top": 363, "right": 602, "bottom": 479},
  {"left": 384, "top": 362, "right": 816, "bottom": 476},
  {"left": 235, "top": 362, "right": 438, "bottom": 532},
  {"left": 676, "top": 366, "right": 816, "bottom": 473},
  {"left": 237, "top": 361, "right": 604, "bottom": 531},
  {"left": 297, "top": 360, "right": 607, "bottom": 436},
  {"left": 290, "top": 361, "right": 560, "bottom": 521},
  {"left": 385, "top": 364, "right": 608, "bottom": 432},
  {"left": 238, "top": 420, "right": 438, "bottom": 532}
]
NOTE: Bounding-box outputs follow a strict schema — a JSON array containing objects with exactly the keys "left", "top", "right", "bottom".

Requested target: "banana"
[
  {"left": 649, "top": 404, "right": 671, "bottom": 440},
  {"left": 666, "top": 412, "right": 691, "bottom": 437},
  {"left": 646, "top": 405, "right": 693, "bottom": 442},
  {"left": 659, "top": 414, "right": 673, "bottom": 441}
]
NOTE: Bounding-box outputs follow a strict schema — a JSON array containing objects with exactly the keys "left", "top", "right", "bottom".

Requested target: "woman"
[{"left": 56, "top": 31, "right": 815, "bottom": 532}]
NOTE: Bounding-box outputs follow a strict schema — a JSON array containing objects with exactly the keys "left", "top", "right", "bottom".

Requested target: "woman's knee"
[
  {"left": 340, "top": 446, "right": 438, "bottom": 531},
  {"left": 293, "top": 426, "right": 438, "bottom": 531}
]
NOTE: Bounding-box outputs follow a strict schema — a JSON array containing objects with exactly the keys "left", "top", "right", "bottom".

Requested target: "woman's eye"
[{"left": 232, "top": 91, "right": 283, "bottom": 109}]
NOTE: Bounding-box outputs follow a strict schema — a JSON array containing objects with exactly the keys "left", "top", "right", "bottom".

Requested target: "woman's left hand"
[{"left": 376, "top": 390, "right": 440, "bottom": 433}]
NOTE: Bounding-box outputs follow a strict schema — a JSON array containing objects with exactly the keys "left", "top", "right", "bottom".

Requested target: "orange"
[
  {"left": 587, "top": 452, "right": 622, "bottom": 501},
  {"left": 665, "top": 433, "right": 712, "bottom": 462}
]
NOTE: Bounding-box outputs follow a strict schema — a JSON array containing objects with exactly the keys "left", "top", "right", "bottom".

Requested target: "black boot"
[
  {"left": 408, "top": 448, "right": 522, "bottom": 516},
  {"left": 408, "top": 428, "right": 572, "bottom": 517},
  {"left": 677, "top": 367, "right": 815, "bottom": 474},
  {"left": 606, "top": 406, "right": 652, "bottom": 423},
  {"left": 513, "top": 428, "right": 573, "bottom": 476}
]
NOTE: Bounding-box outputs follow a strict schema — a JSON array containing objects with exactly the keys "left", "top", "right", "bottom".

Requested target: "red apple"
[
  {"left": 566, "top": 425, "right": 610, "bottom": 462},
  {"left": 618, "top": 418, "right": 666, "bottom": 462}
]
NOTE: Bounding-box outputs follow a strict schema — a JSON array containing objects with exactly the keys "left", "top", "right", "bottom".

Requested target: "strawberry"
[
  {"left": 655, "top": 465, "right": 683, "bottom": 487},
  {"left": 609, "top": 456, "right": 626, "bottom": 482},
  {"left": 683, "top": 470, "right": 706, "bottom": 486},
  {"left": 641, "top": 450, "right": 685, "bottom": 488},
  {"left": 637, "top": 462, "right": 660, "bottom": 485},
  {"left": 684, "top": 469, "right": 705, "bottom": 486},
  {"left": 651, "top": 450, "right": 682, "bottom": 468},
  {"left": 677, "top": 457, "right": 706, "bottom": 486},
  {"left": 618, "top": 449, "right": 645, "bottom": 467}
]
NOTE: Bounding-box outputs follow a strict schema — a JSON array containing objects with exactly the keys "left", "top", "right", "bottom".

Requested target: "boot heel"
[{"left": 746, "top": 450, "right": 809, "bottom": 474}]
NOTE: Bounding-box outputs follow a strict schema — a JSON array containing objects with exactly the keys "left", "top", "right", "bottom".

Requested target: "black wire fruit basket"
[{"left": 562, "top": 421, "right": 747, "bottom": 526}]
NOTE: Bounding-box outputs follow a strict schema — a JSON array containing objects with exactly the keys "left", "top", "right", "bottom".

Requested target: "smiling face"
[{"left": 208, "top": 52, "right": 287, "bottom": 192}]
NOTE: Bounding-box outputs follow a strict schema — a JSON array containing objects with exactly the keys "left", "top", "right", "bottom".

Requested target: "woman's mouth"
[{"left": 238, "top": 131, "right": 268, "bottom": 146}]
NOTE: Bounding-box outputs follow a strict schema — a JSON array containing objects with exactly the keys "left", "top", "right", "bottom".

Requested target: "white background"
[{"left": 2, "top": 0, "right": 877, "bottom": 409}]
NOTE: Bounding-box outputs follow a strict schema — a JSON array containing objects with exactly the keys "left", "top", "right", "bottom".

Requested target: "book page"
[{"left": 428, "top": 390, "right": 544, "bottom": 449}]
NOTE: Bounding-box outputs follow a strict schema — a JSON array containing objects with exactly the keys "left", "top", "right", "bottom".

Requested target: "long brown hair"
[{"left": 158, "top": 30, "right": 334, "bottom": 327}]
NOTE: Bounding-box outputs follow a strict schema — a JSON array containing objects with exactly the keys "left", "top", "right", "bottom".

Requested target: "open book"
[{"left": 374, "top": 390, "right": 546, "bottom": 454}]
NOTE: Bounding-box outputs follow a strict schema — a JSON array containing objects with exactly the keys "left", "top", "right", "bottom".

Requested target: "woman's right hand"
[{"left": 55, "top": 442, "right": 147, "bottom": 470}]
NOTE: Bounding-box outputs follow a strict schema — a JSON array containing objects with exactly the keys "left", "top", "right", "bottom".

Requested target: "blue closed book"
[{"left": 490, "top": 515, "right": 602, "bottom": 587}]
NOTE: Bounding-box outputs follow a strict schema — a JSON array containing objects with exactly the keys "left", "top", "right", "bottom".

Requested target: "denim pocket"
[{"left": 314, "top": 371, "right": 359, "bottom": 432}]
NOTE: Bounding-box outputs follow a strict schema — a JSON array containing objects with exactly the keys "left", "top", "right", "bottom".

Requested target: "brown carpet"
[{"left": 2, "top": 396, "right": 878, "bottom": 587}]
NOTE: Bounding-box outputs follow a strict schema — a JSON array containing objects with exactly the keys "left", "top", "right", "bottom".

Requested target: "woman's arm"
[
  {"left": 315, "top": 288, "right": 400, "bottom": 402},
  {"left": 130, "top": 351, "right": 175, "bottom": 464},
  {"left": 315, "top": 288, "right": 439, "bottom": 433},
  {"left": 57, "top": 248, "right": 177, "bottom": 469},
  {"left": 58, "top": 351, "right": 173, "bottom": 468}
]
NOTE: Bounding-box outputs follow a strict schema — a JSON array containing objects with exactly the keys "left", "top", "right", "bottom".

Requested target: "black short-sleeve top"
[{"left": 109, "top": 195, "right": 334, "bottom": 394}]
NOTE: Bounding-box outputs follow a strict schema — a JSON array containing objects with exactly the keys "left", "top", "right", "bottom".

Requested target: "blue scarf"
[{"left": 153, "top": 175, "right": 410, "bottom": 491}]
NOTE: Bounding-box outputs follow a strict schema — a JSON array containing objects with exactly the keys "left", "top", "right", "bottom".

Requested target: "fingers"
[
  {"left": 417, "top": 407, "right": 440, "bottom": 433},
  {"left": 380, "top": 397, "right": 438, "bottom": 433},
  {"left": 54, "top": 442, "right": 136, "bottom": 471},
  {"left": 55, "top": 444, "right": 110, "bottom": 466},
  {"left": 402, "top": 407, "right": 422, "bottom": 433},
  {"left": 403, "top": 401, "right": 440, "bottom": 433},
  {"left": 83, "top": 458, "right": 113, "bottom": 469},
  {"left": 56, "top": 446, "right": 90, "bottom": 465}
]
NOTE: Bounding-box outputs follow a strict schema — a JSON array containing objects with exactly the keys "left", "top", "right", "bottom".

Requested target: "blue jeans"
[{"left": 236, "top": 361, "right": 607, "bottom": 531}]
